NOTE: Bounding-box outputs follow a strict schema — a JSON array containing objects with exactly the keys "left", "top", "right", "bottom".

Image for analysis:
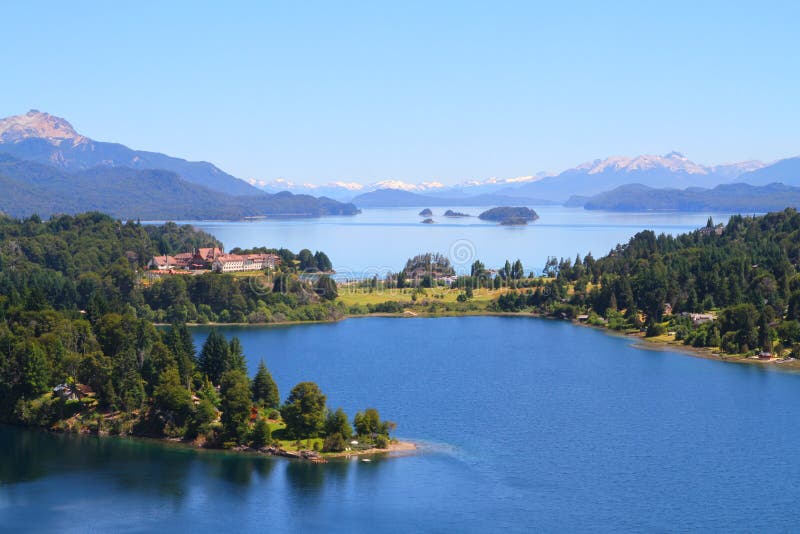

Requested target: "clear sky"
[{"left": 1, "top": 1, "right": 798, "bottom": 185}]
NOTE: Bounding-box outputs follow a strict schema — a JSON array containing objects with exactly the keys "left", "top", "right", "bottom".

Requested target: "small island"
[
  {"left": 478, "top": 206, "right": 539, "bottom": 224},
  {"left": 444, "top": 210, "right": 470, "bottom": 217},
  {"left": 419, "top": 208, "right": 433, "bottom": 217},
  {"left": 421, "top": 218, "right": 435, "bottom": 224}
]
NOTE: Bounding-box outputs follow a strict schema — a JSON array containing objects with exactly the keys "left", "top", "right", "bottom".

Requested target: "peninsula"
[
  {"left": 0, "top": 213, "right": 405, "bottom": 462},
  {"left": 4, "top": 207, "right": 800, "bottom": 464}
]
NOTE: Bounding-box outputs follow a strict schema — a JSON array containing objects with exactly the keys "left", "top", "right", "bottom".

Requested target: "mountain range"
[
  {"left": 2, "top": 110, "right": 800, "bottom": 216},
  {"left": 569, "top": 182, "right": 800, "bottom": 212},
  {"left": 249, "top": 151, "right": 777, "bottom": 204},
  {"left": 0, "top": 110, "right": 357, "bottom": 219},
  {"left": 350, "top": 189, "right": 556, "bottom": 208},
  {"left": 497, "top": 152, "right": 766, "bottom": 202},
  {"left": 0, "top": 154, "right": 356, "bottom": 220}
]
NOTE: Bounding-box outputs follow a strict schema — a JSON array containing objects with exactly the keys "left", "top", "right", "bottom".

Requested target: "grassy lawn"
[
  {"left": 265, "top": 419, "right": 325, "bottom": 452},
  {"left": 336, "top": 286, "right": 504, "bottom": 307},
  {"left": 229, "top": 271, "right": 269, "bottom": 278}
]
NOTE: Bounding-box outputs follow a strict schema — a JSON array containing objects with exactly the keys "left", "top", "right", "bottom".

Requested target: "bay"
[
  {"left": 2, "top": 317, "right": 799, "bottom": 532},
  {"left": 156, "top": 206, "right": 738, "bottom": 276}
]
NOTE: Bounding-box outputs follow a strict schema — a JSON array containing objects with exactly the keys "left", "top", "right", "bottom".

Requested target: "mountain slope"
[
  {"left": 0, "top": 110, "right": 259, "bottom": 196},
  {"left": 502, "top": 152, "right": 764, "bottom": 202},
  {"left": 734, "top": 156, "right": 800, "bottom": 186},
  {"left": 571, "top": 182, "right": 800, "bottom": 212},
  {"left": 0, "top": 154, "right": 358, "bottom": 219}
]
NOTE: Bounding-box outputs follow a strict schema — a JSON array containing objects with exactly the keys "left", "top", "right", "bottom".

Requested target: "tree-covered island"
[{"left": 478, "top": 206, "right": 539, "bottom": 224}]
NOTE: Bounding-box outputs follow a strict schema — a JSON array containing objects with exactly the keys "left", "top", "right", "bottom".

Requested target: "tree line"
[
  {"left": 0, "top": 212, "right": 341, "bottom": 326},
  {"left": 489, "top": 210, "right": 800, "bottom": 357}
]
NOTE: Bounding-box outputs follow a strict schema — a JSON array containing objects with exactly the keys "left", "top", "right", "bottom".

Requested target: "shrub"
[
  {"left": 250, "top": 417, "right": 271, "bottom": 448},
  {"left": 645, "top": 322, "right": 667, "bottom": 337},
  {"left": 323, "top": 432, "right": 346, "bottom": 452}
]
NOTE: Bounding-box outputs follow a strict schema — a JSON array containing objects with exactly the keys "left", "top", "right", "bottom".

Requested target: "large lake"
[
  {"left": 160, "top": 206, "right": 738, "bottom": 276},
  {"left": 3, "top": 317, "right": 800, "bottom": 532}
]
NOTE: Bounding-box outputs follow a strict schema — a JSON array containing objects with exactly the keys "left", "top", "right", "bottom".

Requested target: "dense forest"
[
  {"left": 0, "top": 212, "right": 391, "bottom": 452},
  {"left": 0, "top": 212, "right": 344, "bottom": 325},
  {"left": 488, "top": 209, "right": 800, "bottom": 357}
]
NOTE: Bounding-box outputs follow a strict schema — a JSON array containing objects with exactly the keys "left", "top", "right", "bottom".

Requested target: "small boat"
[{"left": 361, "top": 458, "right": 371, "bottom": 463}]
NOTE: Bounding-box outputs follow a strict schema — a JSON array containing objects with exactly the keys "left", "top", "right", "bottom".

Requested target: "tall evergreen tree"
[
  {"left": 315, "top": 275, "right": 338, "bottom": 301},
  {"left": 228, "top": 337, "right": 247, "bottom": 374},
  {"left": 252, "top": 359, "right": 280, "bottom": 409},
  {"left": 219, "top": 369, "right": 252, "bottom": 444},
  {"left": 511, "top": 259, "right": 524, "bottom": 280},
  {"left": 198, "top": 329, "right": 230, "bottom": 385}
]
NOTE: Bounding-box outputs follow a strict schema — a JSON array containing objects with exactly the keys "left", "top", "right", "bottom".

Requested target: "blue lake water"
[
  {"left": 3, "top": 317, "right": 800, "bottom": 532},
  {"left": 162, "top": 206, "right": 738, "bottom": 276}
]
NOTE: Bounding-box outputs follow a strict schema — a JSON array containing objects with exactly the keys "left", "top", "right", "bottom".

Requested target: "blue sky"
[{"left": 1, "top": 1, "right": 798, "bottom": 185}]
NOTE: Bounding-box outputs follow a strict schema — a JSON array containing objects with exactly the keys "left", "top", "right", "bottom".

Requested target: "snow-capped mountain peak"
[{"left": 574, "top": 152, "right": 710, "bottom": 175}]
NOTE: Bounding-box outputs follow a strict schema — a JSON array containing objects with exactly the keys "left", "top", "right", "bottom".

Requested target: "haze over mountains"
[
  {"left": 1, "top": 110, "right": 799, "bottom": 216},
  {"left": 0, "top": 110, "right": 357, "bottom": 219},
  {"left": 250, "top": 151, "right": 792, "bottom": 207}
]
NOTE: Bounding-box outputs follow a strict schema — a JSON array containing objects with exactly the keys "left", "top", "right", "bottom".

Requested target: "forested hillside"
[
  {"left": 0, "top": 154, "right": 359, "bottom": 219},
  {"left": 490, "top": 209, "right": 800, "bottom": 356},
  {"left": 0, "top": 212, "right": 380, "bottom": 451}
]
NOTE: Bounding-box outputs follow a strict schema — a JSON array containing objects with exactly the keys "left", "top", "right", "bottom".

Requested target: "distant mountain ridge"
[
  {"left": 568, "top": 182, "right": 800, "bottom": 212},
  {"left": 0, "top": 154, "right": 357, "bottom": 220},
  {"left": 250, "top": 174, "right": 552, "bottom": 201},
  {"left": 0, "top": 110, "right": 360, "bottom": 219},
  {"left": 0, "top": 110, "right": 259, "bottom": 196},
  {"left": 350, "top": 188, "right": 555, "bottom": 208},
  {"left": 251, "top": 151, "right": 769, "bottom": 205},
  {"left": 734, "top": 156, "right": 800, "bottom": 187},
  {"left": 499, "top": 152, "right": 766, "bottom": 202},
  {"left": 4, "top": 110, "right": 797, "bottom": 214}
]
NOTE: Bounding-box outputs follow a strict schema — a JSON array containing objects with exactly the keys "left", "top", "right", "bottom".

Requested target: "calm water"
[
  {"left": 3, "top": 317, "right": 800, "bottom": 532},
  {"left": 156, "top": 206, "right": 738, "bottom": 276}
]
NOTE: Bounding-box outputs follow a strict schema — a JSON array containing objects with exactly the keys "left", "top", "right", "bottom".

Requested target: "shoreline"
[
  {"left": 11, "top": 423, "right": 418, "bottom": 464},
  {"left": 50, "top": 421, "right": 419, "bottom": 463},
  {"left": 19, "top": 311, "right": 796, "bottom": 463},
  {"left": 169, "top": 310, "right": 800, "bottom": 371},
  {"left": 569, "top": 318, "right": 800, "bottom": 370}
]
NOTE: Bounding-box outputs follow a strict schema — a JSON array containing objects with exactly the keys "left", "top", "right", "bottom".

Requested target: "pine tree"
[
  {"left": 228, "top": 337, "right": 247, "bottom": 374},
  {"left": 608, "top": 292, "right": 618, "bottom": 312},
  {"left": 511, "top": 259, "right": 524, "bottom": 280},
  {"left": 198, "top": 330, "right": 230, "bottom": 385},
  {"left": 220, "top": 369, "right": 252, "bottom": 444},
  {"left": 252, "top": 359, "right": 280, "bottom": 409}
]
